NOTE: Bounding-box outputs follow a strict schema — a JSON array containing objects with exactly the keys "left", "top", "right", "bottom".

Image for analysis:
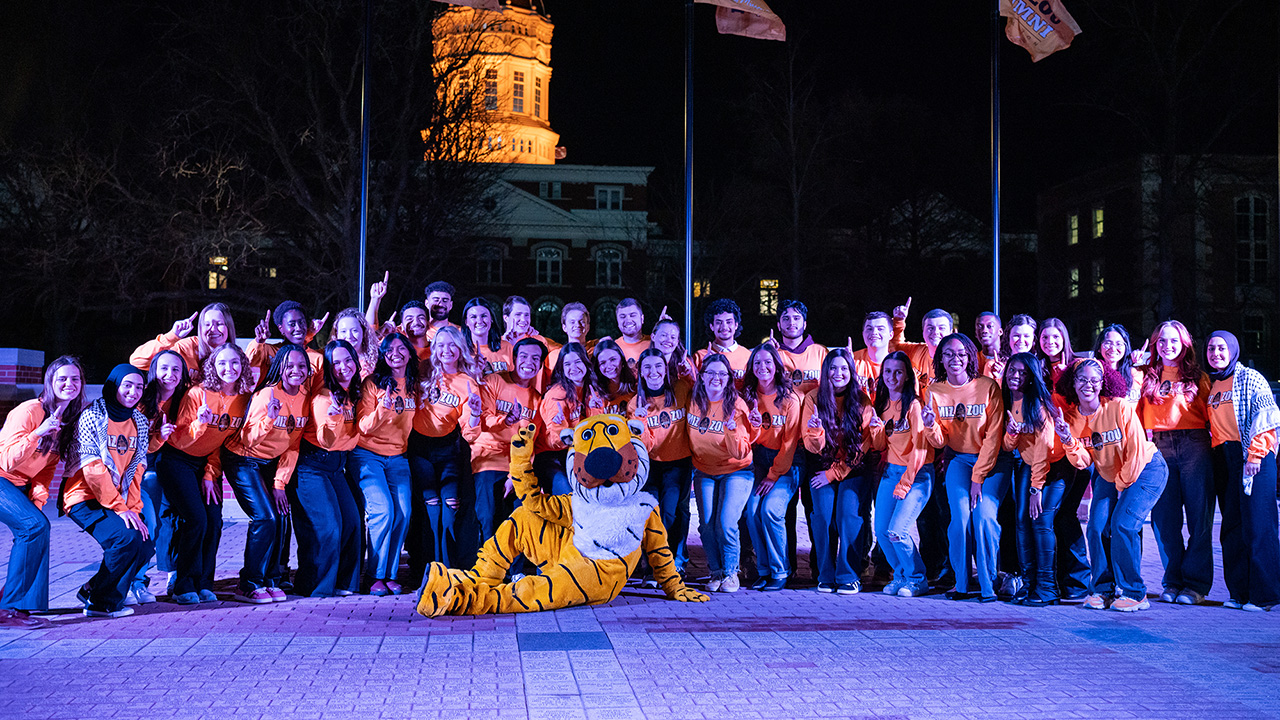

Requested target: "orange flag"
[
  {"left": 433, "top": 0, "right": 501, "bottom": 10},
  {"left": 695, "top": 0, "right": 786, "bottom": 42},
  {"left": 1000, "top": 0, "right": 1081, "bottom": 62}
]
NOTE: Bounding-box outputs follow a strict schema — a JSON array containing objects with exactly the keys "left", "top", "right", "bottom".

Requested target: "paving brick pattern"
[{"left": 1, "top": 508, "right": 1277, "bottom": 719}]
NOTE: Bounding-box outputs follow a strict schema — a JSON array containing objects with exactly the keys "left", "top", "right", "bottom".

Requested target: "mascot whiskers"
[{"left": 416, "top": 414, "right": 708, "bottom": 615}]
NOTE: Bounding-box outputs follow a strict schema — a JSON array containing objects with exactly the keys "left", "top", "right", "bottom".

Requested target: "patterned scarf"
[
  {"left": 1231, "top": 363, "right": 1280, "bottom": 495},
  {"left": 65, "top": 398, "right": 150, "bottom": 506}
]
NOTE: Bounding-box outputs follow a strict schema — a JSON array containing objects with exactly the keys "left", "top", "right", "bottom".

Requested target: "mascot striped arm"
[{"left": 415, "top": 414, "right": 708, "bottom": 616}]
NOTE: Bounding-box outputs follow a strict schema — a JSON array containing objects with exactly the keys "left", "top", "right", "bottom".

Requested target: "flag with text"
[
  {"left": 1000, "top": 0, "right": 1081, "bottom": 62},
  {"left": 695, "top": 0, "right": 786, "bottom": 42}
]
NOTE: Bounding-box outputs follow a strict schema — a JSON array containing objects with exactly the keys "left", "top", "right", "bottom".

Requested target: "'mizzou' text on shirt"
[{"left": 937, "top": 403, "right": 987, "bottom": 421}]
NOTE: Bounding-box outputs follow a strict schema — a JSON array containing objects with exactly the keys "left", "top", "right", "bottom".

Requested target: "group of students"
[{"left": 1, "top": 277, "right": 1278, "bottom": 626}]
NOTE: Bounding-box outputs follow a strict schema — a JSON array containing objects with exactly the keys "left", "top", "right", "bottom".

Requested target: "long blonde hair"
[{"left": 421, "top": 325, "right": 483, "bottom": 393}]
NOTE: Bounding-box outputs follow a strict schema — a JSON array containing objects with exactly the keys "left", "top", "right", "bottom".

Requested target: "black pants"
[
  {"left": 67, "top": 501, "right": 153, "bottom": 612},
  {"left": 407, "top": 428, "right": 473, "bottom": 576},
  {"left": 157, "top": 446, "right": 224, "bottom": 596}
]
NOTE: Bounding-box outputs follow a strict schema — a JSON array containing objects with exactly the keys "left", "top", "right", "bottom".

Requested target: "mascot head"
[{"left": 560, "top": 413, "right": 650, "bottom": 507}]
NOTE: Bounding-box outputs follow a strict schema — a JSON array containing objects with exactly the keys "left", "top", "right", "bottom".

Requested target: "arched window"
[
  {"left": 535, "top": 246, "right": 564, "bottom": 285},
  {"left": 593, "top": 298, "right": 620, "bottom": 337},
  {"left": 595, "top": 247, "right": 623, "bottom": 288},
  {"left": 476, "top": 245, "right": 503, "bottom": 285},
  {"left": 533, "top": 297, "right": 562, "bottom": 334}
]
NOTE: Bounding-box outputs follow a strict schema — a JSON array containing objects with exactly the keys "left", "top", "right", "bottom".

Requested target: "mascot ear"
[
  {"left": 627, "top": 419, "right": 643, "bottom": 437},
  {"left": 559, "top": 427, "right": 576, "bottom": 447}
]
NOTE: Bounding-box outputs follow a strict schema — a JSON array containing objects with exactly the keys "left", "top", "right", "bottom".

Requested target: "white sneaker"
[
  {"left": 720, "top": 574, "right": 740, "bottom": 593},
  {"left": 706, "top": 578, "right": 723, "bottom": 593},
  {"left": 129, "top": 582, "right": 157, "bottom": 605}
]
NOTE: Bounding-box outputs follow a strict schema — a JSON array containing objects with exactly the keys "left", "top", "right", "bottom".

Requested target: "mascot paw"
[
  {"left": 512, "top": 422, "right": 537, "bottom": 449},
  {"left": 670, "top": 587, "right": 710, "bottom": 603},
  {"left": 415, "top": 562, "right": 458, "bottom": 618}
]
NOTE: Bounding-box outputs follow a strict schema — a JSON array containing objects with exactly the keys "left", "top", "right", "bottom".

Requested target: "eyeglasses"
[
  {"left": 1076, "top": 378, "right": 1102, "bottom": 387},
  {"left": 941, "top": 351, "right": 967, "bottom": 360},
  {"left": 702, "top": 371, "right": 731, "bottom": 380}
]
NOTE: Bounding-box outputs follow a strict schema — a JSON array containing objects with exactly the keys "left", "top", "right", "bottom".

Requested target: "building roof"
[{"left": 505, "top": 0, "right": 550, "bottom": 19}]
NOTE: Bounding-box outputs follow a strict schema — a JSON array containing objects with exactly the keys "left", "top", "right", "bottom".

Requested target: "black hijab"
[
  {"left": 103, "top": 363, "right": 144, "bottom": 422},
  {"left": 1206, "top": 331, "right": 1240, "bottom": 383}
]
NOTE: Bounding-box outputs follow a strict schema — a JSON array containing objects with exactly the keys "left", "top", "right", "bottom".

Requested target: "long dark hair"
[
  {"left": 371, "top": 332, "right": 421, "bottom": 399},
  {"left": 257, "top": 343, "right": 311, "bottom": 392},
  {"left": 742, "top": 343, "right": 793, "bottom": 411},
  {"left": 1093, "top": 323, "right": 1135, "bottom": 395},
  {"left": 873, "top": 351, "right": 917, "bottom": 427},
  {"left": 37, "top": 355, "right": 88, "bottom": 456},
  {"left": 592, "top": 337, "right": 637, "bottom": 396},
  {"left": 931, "top": 333, "right": 981, "bottom": 384},
  {"left": 1002, "top": 353, "right": 1053, "bottom": 431},
  {"left": 141, "top": 349, "right": 192, "bottom": 424},
  {"left": 549, "top": 342, "right": 603, "bottom": 408},
  {"left": 815, "top": 348, "right": 864, "bottom": 470},
  {"left": 691, "top": 353, "right": 740, "bottom": 421},
  {"left": 1036, "top": 317, "right": 1075, "bottom": 372},
  {"left": 323, "top": 340, "right": 364, "bottom": 407},
  {"left": 635, "top": 348, "right": 676, "bottom": 409},
  {"left": 463, "top": 297, "right": 503, "bottom": 354}
]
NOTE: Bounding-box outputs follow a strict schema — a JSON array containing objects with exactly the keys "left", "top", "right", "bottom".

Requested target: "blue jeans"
[
  {"left": 744, "top": 447, "right": 800, "bottom": 579},
  {"left": 157, "top": 446, "right": 223, "bottom": 596},
  {"left": 1150, "top": 429, "right": 1214, "bottom": 595},
  {"left": 1087, "top": 451, "right": 1169, "bottom": 599},
  {"left": 1054, "top": 461, "right": 1092, "bottom": 596},
  {"left": 407, "top": 430, "right": 471, "bottom": 571},
  {"left": 1216, "top": 444, "right": 1280, "bottom": 607},
  {"left": 66, "top": 501, "right": 153, "bottom": 612},
  {"left": 290, "top": 442, "right": 360, "bottom": 597},
  {"left": 809, "top": 465, "right": 873, "bottom": 586},
  {"left": 694, "top": 468, "right": 754, "bottom": 580},
  {"left": 1012, "top": 454, "right": 1067, "bottom": 602},
  {"left": 221, "top": 449, "right": 286, "bottom": 593},
  {"left": 643, "top": 458, "right": 693, "bottom": 572},
  {"left": 944, "top": 451, "right": 1012, "bottom": 596},
  {"left": 0, "top": 480, "right": 50, "bottom": 611},
  {"left": 350, "top": 446, "right": 412, "bottom": 582},
  {"left": 134, "top": 451, "right": 174, "bottom": 584},
  {"left": 875, "top": 464, "right": 934, "bottom": 586}
]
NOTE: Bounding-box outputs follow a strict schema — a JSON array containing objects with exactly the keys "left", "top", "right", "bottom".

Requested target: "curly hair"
[
  {"left": 1055, "top": 358, "right": 1128, "bottom": 405},
  {"left": 201, "top": 343, "right": 255, "bottom": 396},
  {"left": 931, "top": 333, "right": 980, "bottom": 384},
  {"left": 703, "top": 299, "right": 743, "bottom": 340}
]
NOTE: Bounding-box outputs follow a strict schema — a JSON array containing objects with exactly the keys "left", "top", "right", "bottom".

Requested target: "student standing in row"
[
  {"left": 630, "top": 348, "right": 694, "bottom": 578},
  {"left": 742, "top": 344, "right": 802, "bottom": 592}
]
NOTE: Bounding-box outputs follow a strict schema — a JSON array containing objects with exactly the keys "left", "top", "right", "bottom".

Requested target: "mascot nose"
[{"left": 584, "top": 447, "right": 623, "bottom": 480}]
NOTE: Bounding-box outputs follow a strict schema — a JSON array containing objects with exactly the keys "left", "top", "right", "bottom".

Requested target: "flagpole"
[
  {"left": 683, "top": 0, "right": 695, "bottom": 346},
  {"left": 357, "top": 0, "right": 373, "bottom": 312},
  {"left": 990, "top": 0, "right": 1001, "bottom": 318}
]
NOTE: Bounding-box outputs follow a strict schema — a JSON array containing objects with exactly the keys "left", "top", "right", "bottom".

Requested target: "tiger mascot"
[{"left": 415, "top": 414, "right": 708, "bottom": 615}]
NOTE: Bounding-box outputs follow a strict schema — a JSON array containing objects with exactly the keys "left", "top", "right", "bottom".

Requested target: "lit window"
[
  {"left": 1068, "top": 266, "right": 1079, "bottom": 298},
  {"left": 1093, "top": 259, "right": 1104, "bottom": 293},
  {"left": 534, "top": 77, "right": 543, "bottom": 118},
  {"left": 595, "top": 186, "right": 623, "bottom": 210},
  {"left": 1092, "top": 205, "right": 1104, "bottom": 238},
  {"left": 477, "top": 245, "right": 503, "bottom": 285},
  {"left": 1237, "top": 196, "right": 1269, "bottom": 285},
  {"left": 208, "top": 257, "right": 228, "bottom": 290},
  {"left": 484, "top": 69, "right": 498, "bottom": 111},
  {"left": 596, "top": 248, "right": 623, "bottom": 288},
  {"left": 1067, "top": 214, "right": 1078, "bottom": 245},
  {"left": 535, "top": 246, "right": 563, "bottom": 285},
  {"left": 693, "top": 279, "right": 711, "bottom": 298},
  {"left": 759, "top": 278, "right": 779, "bottom": 315},
  {"left": 1243, "top": 315, "right": 1266, "bottom": 354},
  {"left": 1095, "top": 319, "right": 1105, "bottom": 341},
  {"left": 512, "top": 71, "right": 525, "bottom": 113}
]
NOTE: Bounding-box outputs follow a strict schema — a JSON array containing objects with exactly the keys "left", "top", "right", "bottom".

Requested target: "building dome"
[{"left": 503, "top": 0, "right": 550, "bottom": 19}]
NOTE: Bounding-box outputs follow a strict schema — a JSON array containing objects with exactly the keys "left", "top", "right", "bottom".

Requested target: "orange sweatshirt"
[
  {"left": 462, "top": 373, "right": 542, "bottom": 474},
  {"left": 475, "top": 339, "right": 513, "bottom": 377},
  {"left": 304, "top": 388, "right": 360, "bottom": 452},
  {"left": 1139, "top": 366, "right": 1210, "bottom": 432},
  {"left": 224, "top": 386, "right": 310, "bottom": 489},
  {"left": 1206, "top": 377, "right": 1277, "bottom": 462},
  {"left": 415, "top": 372, "right": 474, "bottom": 437},
  {"left": 1001, "top": 400, "right": 1056, "bottom": 489},
  {"left": 62, "top": 418, "right": 144, "bottom": 513},
  {"left": 750, "top": 391, "right": 802, "bottom": 482},
  {"left": 628, "top": 385, "right": 693, "bottom": 463},
  {"left": 615, "top": 336, "right": 651, "bottom": 370},
  {"left": 168, "top": 387, "right": 249, "bottom": 459},
  {"left": 356, "top": 377, "right": 417, "bottom": 456},
  {"left": 599, "top": 386, "right": 636, "bottom": 416},
  {"left": 871, "top": 398, "right": 938, "bottom": 492},
  {"left": 130, "top": 333, "right": 204, "bottom": 378},
  {"left": 926, "top": 376, "right": 1005, "bottom": 482},
  {"left": 1061, "top": 398, "right": 1157, "bottom": 490},
  {"left": 800, "top": 390, "right": 879, "bottom": 482},
  {"left": 890, "top": 317, "right": 935, "bottom": 393},
  {"left": 535, "top": 384, "right": 604, "bottom": 455},
  {"left": 147, "top": 397, "right": 175, "bottom": 454},
  {"left": 851, "top": 348, "right": 887, "bottom": 397},
  {"left": 0, "top": 400, "right": 61, "bottom": 510},
  {"left": 693, "top": 342, "right": 752, "bottom": 382},
  {"left": 778, "top": 342, "right": 828, "bottom": 396},
  {"left": 686, "top": 396, "right": 757, "bottom": 475},
  {"left": 244, "top": 343, "right": 325, "bottom": 392}
]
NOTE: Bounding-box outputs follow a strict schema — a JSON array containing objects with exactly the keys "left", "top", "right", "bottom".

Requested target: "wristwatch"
[{"left": 1028, "top": 487, "right": 1041, "bottom": 496}]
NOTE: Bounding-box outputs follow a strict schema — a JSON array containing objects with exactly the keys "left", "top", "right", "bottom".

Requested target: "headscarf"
[
  {"left": 103, "top": 363, "right": 144, "bottom": 422},
  {"left": 1206, "top": 330, "right": 1240, "bottom": 383}
]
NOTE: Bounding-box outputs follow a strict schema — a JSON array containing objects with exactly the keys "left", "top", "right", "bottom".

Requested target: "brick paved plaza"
[{"left": 1, "top": 508, "right": 1278, "bottom": 720}]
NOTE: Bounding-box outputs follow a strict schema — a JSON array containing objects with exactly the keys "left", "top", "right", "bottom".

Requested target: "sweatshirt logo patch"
[
  {"left": 109, "top": 433, "right": 133, "bottom": 455},
  {"left": 1089, "top": 428, "right": 1122, "bottom": 449},
  {"left": 214, "top": 414, "right": 245, "bottom": 432},
  {"left": 485, "top": 360, "right": 509, "bottom": 375},
  {"left": 939, "top": 403, "right": 986, "bottom": 421},
  {"left": 884, "top": 417, "right": 910, "bottom": 436},
  {"left": 647, "top": 408, "right": 686, "bottom": 430},
  {"left": 275, "top": 414, "right": 308, "bottom": 432},
  {"left": 1157, "top": 379, "right": 1198, "bottom": 398},
  {"left": 789, "top": 369, "right": 819, "bottom": 387},
  {"left": 1207, "top": 389, "right": 1232, "bottom": 410},
  {"left": 687, "top": 412, "right": 725, "bottom": 435},
  {"left": 1007, "top": 419, "right": 1033, "bottom": 434},
  {"left": 495, "top": 398, "right": 535, "bottom": 419}
]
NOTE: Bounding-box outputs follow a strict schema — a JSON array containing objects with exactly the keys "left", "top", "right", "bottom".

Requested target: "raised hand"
[
  {"left": 657, "top": 305, "right": 671, "bottom": 321},
  {"left": 328, "top": 398, "right": 346, "bottom": 417},
  {"left": 197, "top": 401, "right": 216, "bottom": 426},
  {"left": 370, "top": 270, "right": 389, "bottom": 301},
  {"left": 867, "top": 415, "right": 884, "bottom": 430},
  {"left": 1005, "top": 410, "right": 1018, "bottom": 436},
  {"left": 34, "top": 404, "right": 65, "bottom": 438},
  {"left": 766, "top": 329, "right": 778, "bottom": 347},
  {"left": 254, "top": 310, "right": 272, "bottom": 343},
  {"left": 1132, "top": 339, "right": 1151, "bottom": 367},
  {"left": 552, "top": 403, "right": 565, "bottom": 425},
  {"left": 893, "top": 296, "right": 913, "bottom": 321},
  {"left": 807, "top": 412, "right": 822, "bottom": 429},
  {"left": 1049, "top": 404, "right": 1072, "bottom": 443},
  {"left": 505, "top": 400, "right": 523, "bottom": 425},
  {"left": 311, "top": 312, "right": 330, "bottom": 336},
  {"left": 171, "top": 311, "right": 199, "bottom": 339},
  {"left": 380, "top": 311, "right": 399, "bottom": 336},
  {"left": 724, "top": 414, "right": 737, "bottom": 432},
  {"left": 159, "top": 420, "right": 177, "bottom": 441},
  {"left": 748, "top": 406, "right": 762, "bottom": 428},
  {"left": 466, "top": 380, "right": 482, "bottom": 416},
  {"left": 633, "top": 403, "right": 648, "bottom": 420},
  {"left": 265, "top": 388, "right": 282, "bottom": 420},
  {"left": 921, "top": 401, "right": 936, "bottom": 428}
]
